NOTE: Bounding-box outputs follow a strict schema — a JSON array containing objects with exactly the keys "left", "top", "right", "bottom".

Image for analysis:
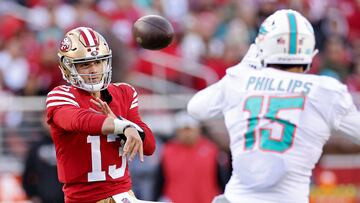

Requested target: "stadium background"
[{"left": 0, "top": 0, "right": 360, "bottom": 202}]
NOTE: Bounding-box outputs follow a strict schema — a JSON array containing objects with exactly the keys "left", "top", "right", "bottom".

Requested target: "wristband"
[
  {"left": 123, "top": 124, "right": 136, "bottom": 133},
  {"left": 114, "top": 116, "right": 145, "bottom": 142},
  {"left": 116, "top": 117, "right": 145, "bottom": 142},
  {"left": 113, "top": 118, "right": 133, "bottom": 134},
  {"left": 117, "top": 116, "right": 144, "bottom": 132}
]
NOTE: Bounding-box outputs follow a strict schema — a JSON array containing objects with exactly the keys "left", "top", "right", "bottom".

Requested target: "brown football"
[{"left": 132, "top": 15, "right": 174, "bottom": 50}]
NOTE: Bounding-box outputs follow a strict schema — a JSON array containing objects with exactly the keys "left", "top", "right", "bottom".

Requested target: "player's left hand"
[
  {"left": 90, "top": 97, "right": 117, "bottom": 119},
  {"left": 91, "top": 97, "right": 144, "bottom": 162},
  {"left": 122, "top": 127, "right": 144, "bottom": 162}
]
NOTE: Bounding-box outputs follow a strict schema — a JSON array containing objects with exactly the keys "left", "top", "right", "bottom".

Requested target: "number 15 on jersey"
[{"left": 243, "top": 95, "right": 305, "bottom": 153}]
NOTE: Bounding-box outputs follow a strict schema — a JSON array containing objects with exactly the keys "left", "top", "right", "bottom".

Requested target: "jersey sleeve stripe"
[
  {"left": 58, "top": 86, "right": 71, "bottom": 92},
  {"left": 48, "top": 90, "right": 75, "bottom": 98},
  {"left": 46, "top": 96, "right": 79, "bottom": 106},
  {"left": 46, "top": 101, "right": 79, "bottom": 108},
  {"left": 130, "top": 103, "right": 138, "bottom": 109},
  {"left": 131, "top": 97, "right": 138, "bottom": 104},
  {"left": 133, "top": 91, "right": 138, "bottom": 98}
]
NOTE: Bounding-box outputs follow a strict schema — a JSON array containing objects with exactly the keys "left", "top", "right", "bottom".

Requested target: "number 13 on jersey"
[
  {"left": 87, "top": 134, "right": 127, "bottom": 182},
  {"left": 243, "top": 95, "right": 305, "bottom": 153}
]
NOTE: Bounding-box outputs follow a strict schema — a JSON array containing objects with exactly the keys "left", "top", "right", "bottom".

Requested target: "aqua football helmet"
[{"left": 255, "top": 9, "right": 318, "bottom": 72}]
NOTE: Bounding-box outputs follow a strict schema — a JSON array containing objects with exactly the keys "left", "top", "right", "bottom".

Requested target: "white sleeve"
[
  {"left": 328, "top": 82, "right": 360, "bottom": 143},
  {"left": 187, "top": 78, "right": 225, "bottom": 120},
  {"left": 329, "top": 84, "right": 356, "bottom": 130},
  {"left": 335, "top": 107, "right": 360, "bottom": 144}
]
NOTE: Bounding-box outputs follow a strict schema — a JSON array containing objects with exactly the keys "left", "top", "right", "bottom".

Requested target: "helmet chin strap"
[
  {"left": 83, "top": 82, "right": 105, "bottom": 92},
  {"left": 77, "top": 75, "right": 105, "bottom": 92}
]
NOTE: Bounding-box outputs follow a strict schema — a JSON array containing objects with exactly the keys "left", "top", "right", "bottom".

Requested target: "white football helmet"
[
  {"left": 255, "top": 9, "right": 318, "bottom": 71},
  {"left": 58, "top": 27, "right": 112, "bottom": 92}
]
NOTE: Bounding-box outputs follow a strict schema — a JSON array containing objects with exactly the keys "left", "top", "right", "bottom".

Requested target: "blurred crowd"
[{"left": 1, "top": 0, "right": 360, "bottom": 96}]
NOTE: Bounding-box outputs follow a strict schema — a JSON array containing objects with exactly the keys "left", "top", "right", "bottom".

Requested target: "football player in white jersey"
[{"left": 187, "top": 9, "right": 360, "bottom": 203}]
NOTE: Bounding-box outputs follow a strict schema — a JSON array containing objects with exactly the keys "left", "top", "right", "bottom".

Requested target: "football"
[{"left": 132, "top": 15, "right": 174, "bottom": 50}]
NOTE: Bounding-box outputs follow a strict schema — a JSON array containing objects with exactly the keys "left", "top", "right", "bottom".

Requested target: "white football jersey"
[{"left": 187, "top": 63, "right": 359, "bottom": 203}]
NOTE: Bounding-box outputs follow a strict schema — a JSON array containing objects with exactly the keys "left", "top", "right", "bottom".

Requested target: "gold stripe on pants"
[
  {"left": 96, "top": 190, "right": 135, "bottom": 203},
  {"left": 96, "top": 197, "right": 116, "bottom": 203}
]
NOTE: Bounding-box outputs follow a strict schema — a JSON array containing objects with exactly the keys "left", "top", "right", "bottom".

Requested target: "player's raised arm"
[
  {"left": 329, "top": 86, "right": 360, "bottom": 143},
  {"left": 49, "top": 105, "right": 107, "bottom": 135},
  {"left": 187, "top": 79, "right": 225, "bottom": 120},
  {"left": 49, "top": 102, "right": 144, "bottom": 139},
  {"left": 336, "top": 109, "right": 360, "bottom": 144}
]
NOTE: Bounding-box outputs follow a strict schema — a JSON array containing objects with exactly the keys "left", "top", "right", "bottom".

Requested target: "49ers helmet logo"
[
  {"left": 60, "top": 36, "right": 72, "bottom": 52},
  {"left": 91, "top": 50, "right": 98, "bottom": 56}
]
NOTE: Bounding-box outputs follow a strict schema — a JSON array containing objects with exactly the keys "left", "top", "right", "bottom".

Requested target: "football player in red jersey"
[{"left": 46, "top": 27, "right": 156, "bottom": 203}]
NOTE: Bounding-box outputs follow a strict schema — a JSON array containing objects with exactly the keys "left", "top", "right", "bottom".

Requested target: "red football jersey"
[{"left": 46, "top": 83, "right": 156, "bottom": 203}]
